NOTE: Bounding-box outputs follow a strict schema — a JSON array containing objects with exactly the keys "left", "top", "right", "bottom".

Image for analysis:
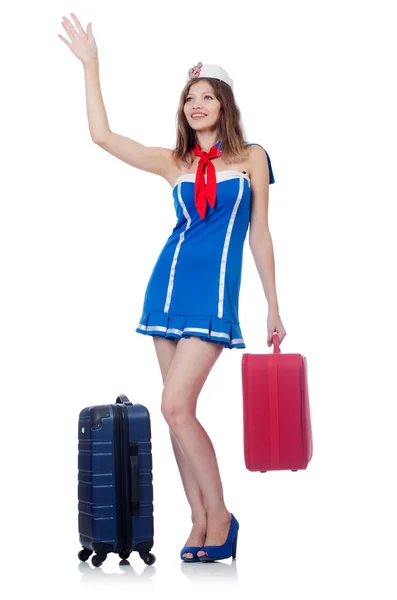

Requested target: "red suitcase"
[{"left": 241, "top": 333, "right": 313, "bottom": 472}]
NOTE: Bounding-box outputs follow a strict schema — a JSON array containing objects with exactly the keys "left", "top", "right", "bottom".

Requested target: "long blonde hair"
[{"left": 171, "top": 78, "right": 249, "bottom": 168}]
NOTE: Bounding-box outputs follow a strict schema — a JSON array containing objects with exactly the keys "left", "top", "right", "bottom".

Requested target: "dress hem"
[{"left": 135, "top": 308, "right": 246, "bottom": 350}]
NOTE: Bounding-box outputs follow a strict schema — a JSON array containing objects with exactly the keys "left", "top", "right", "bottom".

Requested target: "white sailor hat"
[{"left": 186, "top": 62, "right": 234, "bottom": 90}]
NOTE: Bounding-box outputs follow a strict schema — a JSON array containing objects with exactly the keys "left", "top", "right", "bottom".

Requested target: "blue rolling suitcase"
[{"left": 77, "top": 394, "right": 155, "bottom": 567}]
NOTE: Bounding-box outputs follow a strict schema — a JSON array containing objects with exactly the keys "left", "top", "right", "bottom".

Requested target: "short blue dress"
[{"left": 135, "top": 143, "right": 275, "bottom": 349}]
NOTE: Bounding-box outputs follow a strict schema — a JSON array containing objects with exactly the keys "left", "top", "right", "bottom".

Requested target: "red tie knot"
[{"left": 193, "top": 143, "right": 222, "bottom": 161}]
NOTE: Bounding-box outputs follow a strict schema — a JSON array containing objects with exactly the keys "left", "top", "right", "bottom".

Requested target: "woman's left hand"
[{"left": 267, "top": 309, "right": 287, "bottom": 346}]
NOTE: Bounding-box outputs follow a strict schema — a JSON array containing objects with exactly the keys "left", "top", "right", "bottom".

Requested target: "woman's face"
[{"left": 183, "top": 80, "right": 221, "bottom": 133}]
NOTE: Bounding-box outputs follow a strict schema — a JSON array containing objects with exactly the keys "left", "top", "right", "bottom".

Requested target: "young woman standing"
[{"left": 59, "top": 13, "right": 286, "bottom": 563}]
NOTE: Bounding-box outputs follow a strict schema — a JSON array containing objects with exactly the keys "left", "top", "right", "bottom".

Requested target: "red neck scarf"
[{"left": 193, "top": 143, "right": 223, "bottom": 219}]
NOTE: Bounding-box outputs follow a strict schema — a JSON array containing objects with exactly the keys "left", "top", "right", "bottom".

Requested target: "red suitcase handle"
[{"left": 272, "top": 332, "right": 280, "bottom": 354}]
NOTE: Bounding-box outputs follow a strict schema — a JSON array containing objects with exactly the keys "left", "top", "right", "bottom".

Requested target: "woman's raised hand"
[{"left": 58, "top": 13, "right": 98, "bottom": 65}]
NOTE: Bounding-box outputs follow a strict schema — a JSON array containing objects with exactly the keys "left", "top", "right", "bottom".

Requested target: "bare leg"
[
  {"left": 153, "top": 336, "right": 206, "bottom": 559},
  {"left": 159, "top": 336, "right": 232, "bottom": 558}
]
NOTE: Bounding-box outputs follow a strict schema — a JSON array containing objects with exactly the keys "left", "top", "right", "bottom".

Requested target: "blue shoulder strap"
[{"left": 245, "top": 143, "right": 275, "bottom": 184}]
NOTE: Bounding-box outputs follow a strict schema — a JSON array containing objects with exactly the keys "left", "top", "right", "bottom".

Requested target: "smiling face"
[{"left": 183, "top": 79, "right": 222, "bottom": 133}]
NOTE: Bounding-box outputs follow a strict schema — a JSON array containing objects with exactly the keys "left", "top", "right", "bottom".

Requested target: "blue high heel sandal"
[
  {"left": 198, "top": 514, "right": 239, "bottom": 562},
  {"left": 180, "top": 545, "right": 202, "bottom": 562}
]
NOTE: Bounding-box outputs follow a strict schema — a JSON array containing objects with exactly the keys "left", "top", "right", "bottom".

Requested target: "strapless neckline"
[{"left": 172, "top": 170, "right": 250, "bottom": 191}]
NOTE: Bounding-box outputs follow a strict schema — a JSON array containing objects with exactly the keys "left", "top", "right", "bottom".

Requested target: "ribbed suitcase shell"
[
  {"left": 242, "top": 334, "right": 313, "bottom": 471},
  {"left": 77, "top": 395, "right": 155, "bottom": 566}
]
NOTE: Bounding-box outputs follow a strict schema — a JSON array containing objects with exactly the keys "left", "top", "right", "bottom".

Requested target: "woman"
[{"left": 59, "top": 13, "right": 287, "bottom": 563}]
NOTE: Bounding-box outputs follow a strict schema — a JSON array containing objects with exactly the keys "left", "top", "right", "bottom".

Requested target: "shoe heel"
[{"left": 232, "top": 531, "right": 238, "bottom": 559}]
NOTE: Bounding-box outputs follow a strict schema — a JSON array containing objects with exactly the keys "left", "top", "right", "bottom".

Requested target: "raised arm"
[{"left": 59, "top": 13, "right": 173, "bottom": 178}]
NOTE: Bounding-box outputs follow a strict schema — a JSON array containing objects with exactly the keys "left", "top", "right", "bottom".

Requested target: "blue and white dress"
[{"left": 135, "top": 143, "right": 275, "bottom": 349}]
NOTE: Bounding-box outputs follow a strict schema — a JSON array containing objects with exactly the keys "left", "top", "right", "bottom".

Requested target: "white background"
[{"left": 1, "top": 0, "right": 396, "bottom": 598}]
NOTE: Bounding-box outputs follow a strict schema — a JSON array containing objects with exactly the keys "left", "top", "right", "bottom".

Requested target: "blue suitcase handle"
[{"left": 116, "top": 394, "right": 132, "bottom": 405}]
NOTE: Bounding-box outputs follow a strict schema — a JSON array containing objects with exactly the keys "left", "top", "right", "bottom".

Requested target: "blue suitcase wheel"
[
  {"left": 119, "top": 552, "right": 130, "bottom": 560},
  {"left": 92, "top": 553, "right": 107, "bottom": 568},
  {"left": 78, "top": 548, "right": 93, "bottom": 562},
  {"left": 140, "top": 552, "right": 156, "bottom": 565}
]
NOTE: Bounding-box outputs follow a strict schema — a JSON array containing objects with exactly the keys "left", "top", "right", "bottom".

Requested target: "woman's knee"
[{"left": 161, "top": 391, "right": 195, "bottom": 428}]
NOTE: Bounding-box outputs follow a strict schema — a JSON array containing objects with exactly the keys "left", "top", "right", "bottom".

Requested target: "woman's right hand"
[{"left": 58, "top": 13, "right": 98, "bottom": 65}]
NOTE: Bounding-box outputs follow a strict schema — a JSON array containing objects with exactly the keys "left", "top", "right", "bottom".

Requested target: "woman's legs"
[
  {"left": 157, "top": 336, "right": 232, "bottom": 558},
  {"left": 153, "top": 336, "right": 207, "bottom": 558}
]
